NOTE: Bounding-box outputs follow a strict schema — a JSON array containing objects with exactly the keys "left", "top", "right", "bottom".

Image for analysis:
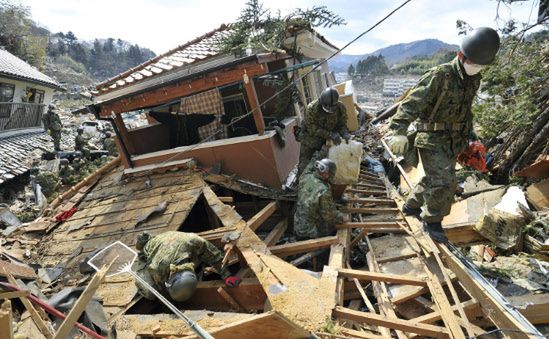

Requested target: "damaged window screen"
[{"left": 121, "top": 110, "right": 149, "bottom": 130}]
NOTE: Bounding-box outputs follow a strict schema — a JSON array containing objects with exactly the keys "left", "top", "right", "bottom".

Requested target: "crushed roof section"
[
  {"left": 0, "top": 49, "right": 63, "bottom": 90},
  {"left": 95, "top": 24, "right": 231, "bottom": 95}
]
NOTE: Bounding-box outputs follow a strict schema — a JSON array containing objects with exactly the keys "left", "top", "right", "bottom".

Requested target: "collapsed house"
[{"left": 0, "top": 25, "right": 547, "bottom": 339}]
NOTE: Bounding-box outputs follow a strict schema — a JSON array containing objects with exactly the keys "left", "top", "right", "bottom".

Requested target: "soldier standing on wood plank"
[
  {"left": 42, "top": 104, "right": 63, "bottom": 151},
  {"left": 298, "top": 87, "right": 350, "bottom": 176},
  {"left": 388, "top": 27, "right": 500, "bottom": 242},
  {"left": 134, "top": 231, "right": 241, "bottom": 302},
  {"left": 294, "top": 158, "right": 345, "bottom": 240}
]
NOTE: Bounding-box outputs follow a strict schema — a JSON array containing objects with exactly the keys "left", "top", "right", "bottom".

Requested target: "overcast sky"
[{"left": 20, "top": 0, "right": 539, "bottom": 55}]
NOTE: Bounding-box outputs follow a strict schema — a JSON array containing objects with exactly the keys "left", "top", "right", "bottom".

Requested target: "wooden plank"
[
  {"left": 0, "top": 260, "right": 37, "bottom": 280},
  {"left": 353, "top": 278, "right": 375, "bottom": 313},
  {"left": 186, "top": 278, "right": 266, "bottom": 312},
  {"left": 217, "top": 287, "right": 244, "bottom": 312},
  {"left": 334, "top": 306, "right": 448, "bottom": 338},
  {"left": 508, "top": 294, "right": 549, "bottom": 325},
  {"left": 0, "top": 300, "right": 13, "bottom": 339},
  {"left": 263, "top": 219, "right": 287, "bottom": 246},
  {"left": 342, "top": 207, "right": 399, "bottom": 214},
  {"left": 439, "top": 244, "right": 540, "bottom": 338},
  {"left": 337, "top": 221, "right": 400, "bottom": 229},
  {"left": 355, "top": 183, "right": 387, "bottom": 190},
  {"left": 348, "top": 198, "right": 396, "bottom": 205},
  {"left": 243, "top": 75, "right": 266, "bottom": 135},
  {"left": 5, "top": 273, "right": 53, "bottom": 339},
  {"left": 412, "top": 299, "right": 480, "bottom": 324},
  {"left": 346, "top": 189, "right": 387, "bottom": 195},
  {"left": 525, "top": 179, "right": 549, "bottom": 210},
  {"left": 0, "top": 290, "right": 30, "bottom": 300},
  {"left": 246, "top": 201, "right": 278, "bottom": 232},
  {"left": 424, "top": 279, "right": 465, "bottom": 339},
  {"left": 269, "top": 235, "right": 339, "bottom": 257},
  {"left": 53, "top": 265, "right": 107, "bottom": 339},
  {"left": 339, "top": 327, "right": 387, "bottom": 339},
  {"left": 515, "top": 157, "right": 549, "bottom": 178},
  {"left": 339, "top": 268, "right": 427, "bottom": 287}
]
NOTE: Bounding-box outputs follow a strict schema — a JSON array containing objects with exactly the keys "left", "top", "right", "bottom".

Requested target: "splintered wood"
[{"left": 331, "top": 166, "right": 540, "bottom": 338}]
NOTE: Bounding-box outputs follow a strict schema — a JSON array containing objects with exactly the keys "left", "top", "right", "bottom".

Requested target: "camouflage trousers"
[
  {"left": 405, "top": 147, "right": 457, "bottom": 223},
  {"left": 134, "top": 259, "right": 162, "bottom": 301},
  {"left": 50, "top": 130, "right": 61, "bottom": 151}
]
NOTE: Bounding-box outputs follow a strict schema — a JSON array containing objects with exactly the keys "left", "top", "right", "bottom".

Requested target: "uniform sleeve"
[
  {"left": 318, "top": 188, "right": 344, "bottom": 225},
  {"left": 196, "top": 237, "right": 228, "bottom": 278},
  {"left": 304, "top": 102, "right": 331, "bottom": 139},
  {"left": 337, "top": 103, "right": 349, "bottom": 135},
  {"left": 389, "top": 69, "right": 444, "bottom": 136}
]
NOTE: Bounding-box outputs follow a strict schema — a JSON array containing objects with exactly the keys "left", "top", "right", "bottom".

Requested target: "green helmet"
[
  {"left": 314, "top": 158, "right": 337, "bottom": 178},
  {"left": 165, "top": 270, "right": 198, "bottom": 302},
  {"left": 320, "top": 87, "right": 339, "bottom": 113},
  {"left": 460, "top": 27, "right": 500, "bottom": 65}
]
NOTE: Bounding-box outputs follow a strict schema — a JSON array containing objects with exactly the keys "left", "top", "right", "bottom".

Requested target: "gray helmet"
[
  {"left": 77, "top": 127, "right": 83, "bottom": 133},
  {"left": 136, "top": 232, "right": 151, "bottom": 251},
  {"left": 314, "top": 158, "right": 337, "bottom": 177},
  {"left": 165, "top": 270, "right": 198, "bottom": 302},
  {"left": 104, "top": 132, "right": 112, "bottom": 138},
  {"left": 59, "top": 158, "right": 69, "bottom": 165},
  {"left": 48, "top": 104, "right": 56, "bottom": 110},
  {"left": 460, "top": 27, "right": 500, "bottom": 65},
  {"left": 320, "top": 87, "right": 339, "bottom": 113}
]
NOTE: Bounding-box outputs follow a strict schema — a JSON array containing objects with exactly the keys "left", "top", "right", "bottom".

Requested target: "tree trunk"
[{"left": 513, "top": 119, "right": 549, "bottom": 172}]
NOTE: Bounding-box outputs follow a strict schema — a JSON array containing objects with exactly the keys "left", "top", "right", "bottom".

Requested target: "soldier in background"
[
  {"left": 134, "top": 231, "right": 241, "bottom": 302},
  {"left": 298, "top": 87, "right": 350, "bottom": 176},
  {"left": 388, "top": 27, "right": 500, "bottom": 242},
  {"left": 294, "top": 158, "right": 345, "bottom": 240},
  {"left": 74, "top": 127, "right": 86, "bottom": 153},
  {"left": 102, "top": 132, "right": 117, "bottom": 156},
  {"left": 42, "top": 104, "right": 62, "bottom": 151}
]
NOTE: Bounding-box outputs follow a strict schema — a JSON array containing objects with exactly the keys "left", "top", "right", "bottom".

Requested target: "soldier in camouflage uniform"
[
  {"left": 102, "top": 132, "right": 117, "bottom": 156},
  {"left": 298, "top": 87, "right": 349, "bottom": 176},
  {"left": 74, "top": 127, "right": 86, "bottom": 153},
  {"left": 134, "top": 231, "right": 241, "bottom": 302},
  {"left": 42, "top": 104, "right": 62, "bottom": 151},
  {"left": 389, "top": 27, "right": 500, "bottom": 242},
  {"left": 35, "top": 170, "right": 61, "bottom": 198},
  {"left": 294, "top": 158, "right": 345, "bottom": 240}
]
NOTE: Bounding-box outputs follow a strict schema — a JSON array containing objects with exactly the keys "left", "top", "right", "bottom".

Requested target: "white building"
[
  {"left": 382, "top": 78, "right": 417, "bottom": 98},
  {"left": 0, "top": 49, "right": 63, "bottom": 133}
]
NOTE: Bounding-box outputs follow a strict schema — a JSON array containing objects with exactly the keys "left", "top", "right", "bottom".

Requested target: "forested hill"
[{"left": 0, "top": 1, "right": 156, "bottom": 86}]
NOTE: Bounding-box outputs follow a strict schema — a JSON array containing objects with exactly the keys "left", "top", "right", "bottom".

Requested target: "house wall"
[
  {"left": 0, "top": 77, "right": 55, "bottom": 105},
  {"left": 126, "top": 123, "right": 171, "bottom": 155}
]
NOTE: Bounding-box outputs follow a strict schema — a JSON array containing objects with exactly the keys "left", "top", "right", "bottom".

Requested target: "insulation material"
[{"left": 328, "top": 140, "right": 363, "bottom": 185}]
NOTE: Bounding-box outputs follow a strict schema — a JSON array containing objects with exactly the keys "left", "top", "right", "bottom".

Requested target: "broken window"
[
  {"left": 0, "top": 82, "right": 15, "bottom": 102},
  {"left": 25, "top": 87, "right": 45, "bottom": 104}
]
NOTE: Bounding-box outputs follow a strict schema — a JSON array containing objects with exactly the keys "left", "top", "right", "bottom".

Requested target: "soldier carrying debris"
[
  {"left": 134, "top": 231, "right": 241, "bottom": 302},
  {"left": 298, "top": 87, "right": 350, "bottom": 176},
  {"left": 102, "top": 131, "right": 117, "bottom": 156},
  {"left": 42, "top": 104, "right": 62, "bottom": 151},
  {"left": 74, "top": 127, "right": 86, "bottom": 153},
  {"left": 388, "top": 27, "right": 500, "bottom": 242},
  {"left": 294, "top": 158, "right": 345, "bottom": 240}
]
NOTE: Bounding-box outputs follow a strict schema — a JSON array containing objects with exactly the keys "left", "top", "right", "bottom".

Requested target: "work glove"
[
  {"left": 225, "top": 276, "right": 241, "bottom": 288},
  {"left": 328, "top": 132, "right": 342, "bottom": 145},
  {"left": 389, "top": 135, "right": 409, "bottom": 155}
]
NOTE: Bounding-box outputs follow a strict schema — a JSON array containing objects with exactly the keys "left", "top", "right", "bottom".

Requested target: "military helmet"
[
  {"left": 460, "top": 27, "right": 500, "bottom": 65},
  {"left": 48, "top": 103, "right": 56, "bottom": 110},
  {"left": 165, "top": 270, "right": 198, "bottom": 302},
  {"left": 136, "top": 232, "right": 151, "bottom": 251},
  {"left": 314, "top": 158, "right": 337, "bottom": 177},
  {"left": 59, "top": 158, "right": 69, "bottom": 165},
  {"left": 77, "top": 127, "right": 83, "bottom": 133},
  {"left": 320, "top": 87, "right": 339, "bottom": 113},
  {"left": 104, "top": 132, "right": 112, "bottom": 138}
]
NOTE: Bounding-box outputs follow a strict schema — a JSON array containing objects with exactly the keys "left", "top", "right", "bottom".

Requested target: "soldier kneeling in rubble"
[
  {"left": 134, "top": 231, "right": 241, "bottom": 302},
  {"left": 294, "top": 158, "right": 345, "bottom": 240}
]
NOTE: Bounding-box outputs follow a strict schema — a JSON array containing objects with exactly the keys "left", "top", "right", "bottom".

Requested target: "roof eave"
[{"left": 0, "top": 72, "right": 65, "bottom": 91}]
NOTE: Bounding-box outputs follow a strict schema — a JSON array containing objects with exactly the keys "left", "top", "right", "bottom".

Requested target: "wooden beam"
[
  {"left": 342, "top": 207, "right": 399, "bottom": 214},
  {"left": 439, "top": 244, "right": 540, "bottom": 338},
  {"left": 217, "top": 287, "right": 244, "bottom": 312},
  {"left": 5, "top": 273, "right": 53, "bottom": 339},
  {"left": 243, "top": 75, "right": 265, "bottom": 135},
  {"left": 346, "top": 189, "right": 387, "bottom": 195},
  {"left": 355, "top": 183, "right": 387, "bottom": 190},
  {"left": 53, "top": 266, "right": 107, "bottom": 339},
  {"left": 269, "top": 236, "right": 339, "bottom": 257},
  {"left": 353, "top": 278, "right": 375, "bottom": 313},
  {"left": 337, "top": 221, "right": 400, "bottom": 229},
  {"left": 339, "top": 268, "right": 427, "bottom": 287},
  {"left": 334, "top": 306, "right": 448, "bottom": 338},
  {"left": 347, "top": 198, "right": 396, "bottom": 205},
  {"left": 0, "top": 290, "right": 30, "bottom": 300},
  {"left": 0, "top": 300, "right": 13, "bottom": 339},
  {"left": 246, "top": 201, "right": 278, "bottom": 232},
  {"left": 412, "top": 299, "right": 480, "bottom": 324},
  {"left": 186, "top": 278, "right": 266, "bottom": 312},
  {"left": 425, "top": 278, "right": 466, "bottom": 339},
  {"left": 100, "top": 62, "right": 267, "bottom": 115},
  {"left": 263, "top": 219, "right": 287, "bottom": 246}
]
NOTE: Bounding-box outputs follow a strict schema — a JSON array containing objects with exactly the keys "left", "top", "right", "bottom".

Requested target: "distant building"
[
  {"left": 382, "top": 78, "right": 417, "bottom": 98},
  {"left": 0, "top": 49, "right": 64, "bottom": 134}
]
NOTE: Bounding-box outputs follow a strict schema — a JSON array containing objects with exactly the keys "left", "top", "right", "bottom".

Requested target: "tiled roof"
[
  {"left": 0, "top": 49, "right": 63, "bottom": 90},
  {"left": 95, "top": 24, "right": 231, "bottom": 95}
]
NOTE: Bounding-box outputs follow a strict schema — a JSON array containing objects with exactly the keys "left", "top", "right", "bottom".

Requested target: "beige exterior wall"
[{"left": 0, "top": 76, "right": 55, "bottom": 105}]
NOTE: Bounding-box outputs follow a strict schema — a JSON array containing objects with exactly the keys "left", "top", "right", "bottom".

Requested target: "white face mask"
[{"left": 463, "top": 62, "right": 484, "bottom": 76}]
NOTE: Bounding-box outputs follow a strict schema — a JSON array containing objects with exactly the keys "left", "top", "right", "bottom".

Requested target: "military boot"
[
  {"left": 402, "top": 203, "right": 421, "bottom": 217},
  {"left": 423, "top": 221, "right": 448, "bottom": 243}
]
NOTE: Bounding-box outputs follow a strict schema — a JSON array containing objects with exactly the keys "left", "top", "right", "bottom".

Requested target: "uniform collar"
[{"left": 452, "top": 56, "right": 482, "bottom": 82}]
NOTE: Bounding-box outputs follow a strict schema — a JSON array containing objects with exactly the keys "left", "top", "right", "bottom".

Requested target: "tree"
[
  {"left": 347, "top": 63, "right": 355, "bottom": 77},
  {"left": 65, "top": 31, "right": 77, "bottom": 46},
  {"left": 355, "top": 55, "right": 389, "bottom": 77}
]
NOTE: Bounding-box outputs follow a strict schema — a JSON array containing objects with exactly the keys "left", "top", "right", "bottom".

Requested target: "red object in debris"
[
  {"left": 457, "top": 141, "right": 487, "bottom": 172},
  {"left": 55, "top": 207, "right": 78, "bottom": 222}
]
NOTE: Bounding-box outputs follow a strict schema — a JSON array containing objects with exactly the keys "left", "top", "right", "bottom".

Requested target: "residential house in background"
[
  {"left": 90, "top": 24, "right": 358, "bottom": 188},
  {"left": 0, "top": 48, "right": 64, "bottom": 134}
]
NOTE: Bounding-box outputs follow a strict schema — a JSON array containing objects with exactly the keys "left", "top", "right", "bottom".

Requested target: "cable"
[{"left": 134, "top": 0, "right": 414, "bottom": 173}]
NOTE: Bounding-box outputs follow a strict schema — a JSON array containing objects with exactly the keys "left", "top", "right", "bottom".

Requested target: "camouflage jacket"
[
  {"left": 294, "top": 172, "right": 344, "bottom": 239},
  {"left": 389, "top": 57, "right": 481, "bottom": 156},
  {"left": 102, "top": 137, "right": 117, "bottom": 155},
  {"left": 75, "top": 135, "right": 86, "bottom": 151},
  {"left": 141, "top": 231, "right": 228, "bottom": 287},
  {"left": 301, "top": 100, "right": 348, "bottom": 149},
  {"left": 42, "top": 111, "right": 62, "bottom": 132}
]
